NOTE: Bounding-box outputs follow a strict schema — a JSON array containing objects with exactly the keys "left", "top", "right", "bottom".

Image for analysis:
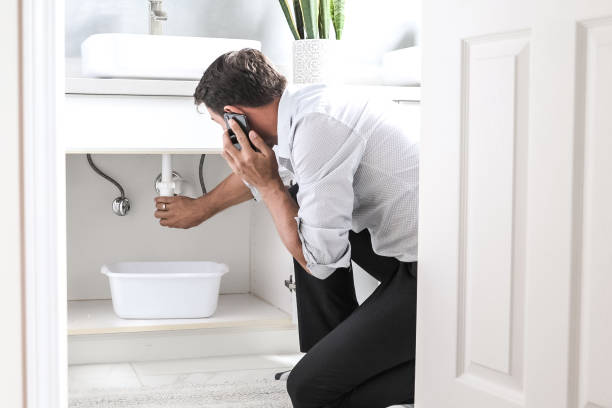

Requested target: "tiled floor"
[
  {"left": 69, "top": 353, "right": 304, "bottom": 392},
  {"left": 69, "top": 353, "right": 412, "bottom": 407}
]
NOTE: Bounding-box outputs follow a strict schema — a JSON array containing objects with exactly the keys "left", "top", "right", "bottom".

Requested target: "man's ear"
[{"left": 223, "top": 105, "right": 245, "bottom": 114}]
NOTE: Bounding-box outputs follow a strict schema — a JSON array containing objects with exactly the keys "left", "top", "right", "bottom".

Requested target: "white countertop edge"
[
  {"left": 65, "top": 147, "right": 224, "bottom": 155},
  {"left": 66, "top": 77, "right": 200, "bottom": 97},
  {"left": 66, "top": 77, "right": 421, "bottom": 101}
]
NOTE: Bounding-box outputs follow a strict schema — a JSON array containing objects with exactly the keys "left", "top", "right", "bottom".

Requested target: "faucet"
[{"left": 148, "top": 0, "right": 167, "bottom": 35}]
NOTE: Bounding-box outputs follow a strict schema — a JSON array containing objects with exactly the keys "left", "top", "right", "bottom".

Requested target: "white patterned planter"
[{"left": 293, "top": 39, "right": 341, "bottom": 84}]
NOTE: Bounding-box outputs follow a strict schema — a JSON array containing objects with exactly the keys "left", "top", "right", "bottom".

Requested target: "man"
[{"left": 154, "top": 49, "right": 419, "bottom": 408}]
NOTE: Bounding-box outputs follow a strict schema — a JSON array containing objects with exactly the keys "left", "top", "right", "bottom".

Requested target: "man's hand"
[
  {"left": 221, "top": 119, "right": 283, "bottom": 194},
  {"left": 154, "top": 195, "right": 211, "bottom": 229}
]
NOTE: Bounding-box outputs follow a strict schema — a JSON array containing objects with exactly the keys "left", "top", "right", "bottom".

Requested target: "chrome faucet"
[{"left": 148, "top": 0, "right": 167, "bottom": 35}]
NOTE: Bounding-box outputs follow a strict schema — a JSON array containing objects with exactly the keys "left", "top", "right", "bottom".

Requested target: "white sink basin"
[{"left": 81, "top": 33, "right": 261, "bottom": 80}]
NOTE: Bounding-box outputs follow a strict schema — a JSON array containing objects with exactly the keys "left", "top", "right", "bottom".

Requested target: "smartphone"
[{"left": 223, "top": 112, "right": 257, "bottom": 151}]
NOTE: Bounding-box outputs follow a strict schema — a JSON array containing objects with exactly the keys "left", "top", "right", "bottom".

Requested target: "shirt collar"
[{"left": 276, "top": 85, "right": 296, "bottom": 159}]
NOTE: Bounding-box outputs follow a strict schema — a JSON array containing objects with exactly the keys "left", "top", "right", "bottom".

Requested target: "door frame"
[{"left": 21, "top": 0, "right": 67, "bottom": 407}]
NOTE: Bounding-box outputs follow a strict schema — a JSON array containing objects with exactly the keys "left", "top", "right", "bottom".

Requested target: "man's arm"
[
  {"left": 154, "top": 172, "right": 253, "bottom": 229},
  {"left": 259, "top": 180, "right": 310, "bottom": 272},
  {"left": 274, "top": 114, "right": 359, "bottom": 280},
  {"left": 221, "top": 120, "right": 312, "bottom": 274}
]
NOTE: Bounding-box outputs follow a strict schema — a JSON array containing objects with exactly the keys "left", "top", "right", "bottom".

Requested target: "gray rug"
[{"left": 69, "top": 378, "right": 292, "bottom": 408}]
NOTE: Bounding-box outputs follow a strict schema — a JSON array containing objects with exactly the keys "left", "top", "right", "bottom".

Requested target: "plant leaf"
[
  {"left": 299, "top": 0, "right": 319, "bottom": 39},
  {"left": 330, "top": 0, "right": 335, "bottom": 32},
  {"left": 294, "top": 0, "right": 305, "bottom": 39},
  {"left": 318, "top": 0, "right": 331, "bottom": 39},
  {"left": 278, "top": 0, "right": 300, "bottom": 40},
  {"left": 331, "top": 0, "right": 345, "bottom": 40}
]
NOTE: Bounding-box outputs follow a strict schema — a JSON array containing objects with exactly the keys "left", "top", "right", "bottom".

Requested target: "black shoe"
[{"left": 274, "top": 369, "right": 291, "bottom": 381}]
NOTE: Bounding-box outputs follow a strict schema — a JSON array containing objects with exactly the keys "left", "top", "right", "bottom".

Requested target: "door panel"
[
  {"left": 417, "top": 1, "right": 612, "bottom": 408},
  {"left": 458, "top": 31, "right": 529, "bottom": 391}
]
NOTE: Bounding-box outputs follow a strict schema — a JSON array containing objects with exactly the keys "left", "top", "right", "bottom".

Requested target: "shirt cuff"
[
  {"left": 294, "top": 217, "right": 351, "bottom": 280},
  {"left": 242, "top": 179, "right": 262, "bottom": 201}
]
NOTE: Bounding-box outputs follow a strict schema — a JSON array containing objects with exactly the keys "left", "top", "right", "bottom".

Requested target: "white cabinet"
[
  {"left": 64, "top": 78, "right": 421, "bottom": 364},
  {"left": 65, "top": 152, "right": 298, "bottom": 364}
]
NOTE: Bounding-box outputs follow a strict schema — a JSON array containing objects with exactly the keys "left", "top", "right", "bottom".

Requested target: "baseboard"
[{"left": 68, "top": 326, "right": 300, "bottom": 365}]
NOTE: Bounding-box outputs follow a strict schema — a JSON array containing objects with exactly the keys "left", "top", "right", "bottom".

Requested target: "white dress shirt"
[{"left": 252, "top": 84, "right": 419, "bottom": 279}]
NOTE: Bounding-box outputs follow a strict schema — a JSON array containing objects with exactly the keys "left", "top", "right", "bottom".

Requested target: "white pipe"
[
  {"left": 158, "top": 154, "right": 174, "bottom": 196},
  {"left": 161, "top": 154, "right": 172, "bottom": 182}
]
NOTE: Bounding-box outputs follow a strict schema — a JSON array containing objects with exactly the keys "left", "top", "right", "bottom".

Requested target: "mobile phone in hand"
[{"left": 223, "top": 112, "right": 258, "bottom": 151}]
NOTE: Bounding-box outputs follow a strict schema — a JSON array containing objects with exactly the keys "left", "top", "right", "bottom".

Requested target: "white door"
[{"left": 416, "top": 1, "right": 612, "bottom": 407}]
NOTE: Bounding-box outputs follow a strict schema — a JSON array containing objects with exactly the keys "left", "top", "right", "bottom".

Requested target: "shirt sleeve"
[{"left": 291, "top": 112, "right": 367, "bottom": 279}]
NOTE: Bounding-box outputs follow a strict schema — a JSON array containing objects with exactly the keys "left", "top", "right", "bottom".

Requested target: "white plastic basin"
[
  {"left": 81, "top": 34, "right": 261, "bottom": 80},
  {"left": 101, "top": 261, "right": 228, "bottom": 319}
]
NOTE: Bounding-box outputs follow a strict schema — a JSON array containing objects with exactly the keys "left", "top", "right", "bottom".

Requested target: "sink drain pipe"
[{"left": 157, "top": 154, "right": 175, "bottom": 196}]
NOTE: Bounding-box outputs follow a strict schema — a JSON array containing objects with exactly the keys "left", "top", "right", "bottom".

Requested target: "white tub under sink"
[{"left": 101, "top": 261, "right": 228, "bottom": 319}]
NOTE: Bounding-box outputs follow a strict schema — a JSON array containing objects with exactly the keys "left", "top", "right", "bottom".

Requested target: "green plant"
[
  {"left": 318, "top": 0, "right": 331, "bottom": 39},
  {"left": 330, "top": 0, "right": 345, "bottom": 39},
  {"left": 278, "top": 0, "right": 346, "bottom": 40}
]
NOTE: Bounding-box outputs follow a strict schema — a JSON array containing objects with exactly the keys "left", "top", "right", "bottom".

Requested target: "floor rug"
[{"left": 69, "top": 377, "right": 292, "bottom": 408}]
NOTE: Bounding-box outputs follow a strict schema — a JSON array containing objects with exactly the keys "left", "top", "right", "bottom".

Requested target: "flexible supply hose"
[
  {"left": 87, "top": 153, "right": 206, "bottom": 197},
  {"left": 86, "top": 154, "right": 126, "bottom": 198},
  {"left": 199, "top": 154, "right": 207, "bottom": 195}
]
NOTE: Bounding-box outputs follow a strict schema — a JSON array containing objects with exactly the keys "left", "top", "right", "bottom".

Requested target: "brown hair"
[{"left": 194, "top": 48, "right": 287, "bottom": 115}]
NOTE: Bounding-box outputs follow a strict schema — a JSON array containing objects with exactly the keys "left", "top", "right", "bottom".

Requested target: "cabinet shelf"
[{"left": 68, "top": 294, "right": 294, "bottom": 336}]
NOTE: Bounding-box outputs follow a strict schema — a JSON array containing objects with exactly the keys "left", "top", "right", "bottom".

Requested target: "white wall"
[
  {"left": 0, "top": 0, "right": 25, "bottom": 405},
  {"left": 66, "top": 154, "right": 253, "bottom": 300},
  {"left": 65, "top": 0, "right": 420, "bottom": 67}
]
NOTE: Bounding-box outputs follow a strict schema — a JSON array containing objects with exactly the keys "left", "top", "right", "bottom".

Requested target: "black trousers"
[{"left": 286, "top": 185, "right": 417, "bottom": 408}]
